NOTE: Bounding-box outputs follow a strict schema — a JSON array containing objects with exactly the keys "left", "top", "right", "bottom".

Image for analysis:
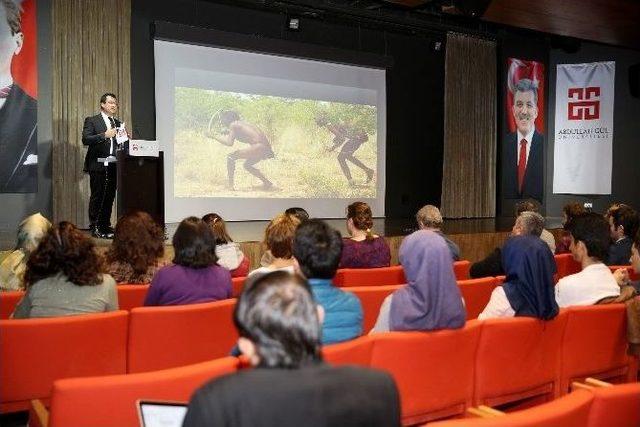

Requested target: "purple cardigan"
[
  {"left": 143, "top": 264, "right": 232, "bottom": 306},
  {"left": 339, "top": 237, "right": 391, "bottom": 269}
]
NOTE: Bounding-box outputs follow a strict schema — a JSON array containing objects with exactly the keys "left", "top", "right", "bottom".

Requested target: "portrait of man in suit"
[
  {"left": 503, "top": 78, "right": 544, "bottom": 202},
  {"left": 0, "top": 0, "right": 37, "bottom": 193}
]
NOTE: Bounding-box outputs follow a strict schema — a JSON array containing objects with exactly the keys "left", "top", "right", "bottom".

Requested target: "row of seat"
[
  {"left": 323, "top": 305, "right": 637, "bottom": 425},
  {"left": 0, "top": 300, "right": 635, "bottom": 421},
  {"left": 430, "top": 382, "right": 640, "bottom": 427}
]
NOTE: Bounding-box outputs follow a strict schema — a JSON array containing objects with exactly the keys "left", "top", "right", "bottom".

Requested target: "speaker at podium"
[{"left": 117, "top": 140, "right": 164, "bottom": 227}]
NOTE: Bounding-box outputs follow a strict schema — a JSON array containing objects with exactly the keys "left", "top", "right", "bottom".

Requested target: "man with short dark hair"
[
  {"left": 606, "top": 205, "right": 639, "bottom": 265},
  {"left": 293, "top": 219, "right": 363, "bottom": 344},
  {"left": 503, "top": 79, "right": 544, "bottom": 201},
  {"left": 555, "top": 213, "right": 620, "bottom": 307},
  {"left": 0, "top": 0, "right": 37, "bottom": 193},
  {"left": 82, "top": 93, "right": 126, "bottom": 239},
  {"left": 184, "top": 271, "right": 400, "bottom": 427}
]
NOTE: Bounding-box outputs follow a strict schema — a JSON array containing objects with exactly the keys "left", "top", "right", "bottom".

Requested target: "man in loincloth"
[
  {"left": 316, "top": 114, "right": 374, "bottom": 186},
  {"left": 208, "top": 110, "right": 275, "bottom": 190}
]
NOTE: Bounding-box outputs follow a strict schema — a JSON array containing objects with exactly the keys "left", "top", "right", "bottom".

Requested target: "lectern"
[{"left": 116, "top": 149, "right": 164, "bottom": 226}]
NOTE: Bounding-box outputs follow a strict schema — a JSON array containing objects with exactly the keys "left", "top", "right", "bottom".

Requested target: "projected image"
[{"left": 174, "top": 87, "right": 377, "bottom": 198}]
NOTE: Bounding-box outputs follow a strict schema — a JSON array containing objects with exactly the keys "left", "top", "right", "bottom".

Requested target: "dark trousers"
[{"left": 88, "top": 165, "right": 117, "bottom": 230}]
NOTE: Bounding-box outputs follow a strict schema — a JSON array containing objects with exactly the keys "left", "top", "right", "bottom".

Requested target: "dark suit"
[
  {"left": 82, "top": 113, "right": 122, "bottom": 231},
  {"left": 503, "top": 130, "right": 544, "bottom": 202},
  {"left": 184, "top": 364, "right": 401, "bottom": 427},
  {"left": 0, "top": 84, "right": 37, "bottom": 193}
]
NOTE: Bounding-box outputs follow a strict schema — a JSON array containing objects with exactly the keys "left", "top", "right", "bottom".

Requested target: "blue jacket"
[{"left": 309, "top": 278, "right": 363, "bottom": 345}]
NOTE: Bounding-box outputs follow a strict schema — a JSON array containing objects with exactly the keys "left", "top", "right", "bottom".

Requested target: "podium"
[{"left": 116, "top": 150, "right": 164, "bottom": 226}]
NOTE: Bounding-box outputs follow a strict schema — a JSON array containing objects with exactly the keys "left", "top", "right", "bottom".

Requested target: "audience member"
[
  {"left": 555, "top": 213, "right": 620, "bottom": 307},
  {"left": 12, "top": 221, "right": 118, "bottom": 318},
  {"left": 478, "top": 235, "right": 558, "bottom": 320},
  {"left": 105, "top": 211, "right": 167, "bottom": 283},
  {"left": 613, "top": 229, "right": 640, "bottom": 293},
  {"left": 339, "top": 201, "right": 390, "bottom": 268},
  {"left": 470, "top": 211, "right": 545, "bottom": 278},
  {"left": 515, "top": 199, "right": 555, "bottom": 252},
  {"left": 555, "top": 202, "right": 587, "bottom": 254},
  {"left": 415, "top": 205, "right": 460, "bottom": 260},
  {"left": 183, "top": 271, "right": 400, "bottom": 427},
  {"left": 292, "top": 219, "right": 363, "bottom": 344},
  {"left": 260, "top": 207, "right": 309, "bottom": 267},
  {"left": 606, "top": 204, "right": 639, "bottom": 265},
  {"left": 203, "top": 213, "right": 249, "bottom": 277},
  {"left": 144, "top": 217, "right": 231, "bottom": 306},
  {"left": 0, "top": 212, "right": 51, "bottom": 291},
  {"left": 371, "top": 230, "right": 465, "bottom": 332},
  {"left": 250, "top": 214, "right": 300, "bottom": 277}
]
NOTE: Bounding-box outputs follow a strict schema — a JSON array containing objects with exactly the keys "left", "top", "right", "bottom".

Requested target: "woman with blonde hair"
[
  {"left": 339, "top": 202, "right": 390, "bottom": 268},
  {"left": 249, "top": 214, "right": 300, "bottom": 277},
  {"left": 0, "top": 213, "right": 51, "bottom": 291},
  {"left": 202, "top": 213, "right": 249, "bottom": 277}
]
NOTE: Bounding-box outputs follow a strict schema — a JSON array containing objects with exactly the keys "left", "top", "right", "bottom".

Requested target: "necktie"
[
  {"left": 108, "top": 117, "right": 116, "bottom": 156},
  {"left": 109, "top": 116, "right": 116, "bottom": 128},
  {"left": 518, "top": 138, "right": 527, "bottom": 193}
]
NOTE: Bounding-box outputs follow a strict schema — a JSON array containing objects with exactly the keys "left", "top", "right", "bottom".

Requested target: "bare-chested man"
[
  {"left": 316, "top": 115, "right": 373, "bottom": 186},
  {"left": 208, "top": 110, "right": 275, "bottom": 190}
]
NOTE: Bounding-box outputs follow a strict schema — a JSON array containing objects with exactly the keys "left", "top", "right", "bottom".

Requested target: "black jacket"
[
  {"left": 502, "top": 130, "right": 544, "bottom": 202},
  {"left": 82, "top": 113, "right": 122, "bottom": 172}
]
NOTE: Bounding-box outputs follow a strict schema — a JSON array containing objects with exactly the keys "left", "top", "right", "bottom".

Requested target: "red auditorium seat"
[
  {"left": 429, "top": 389, "right": 593, "bottom": 427},
  {"left": 453, "top": 260, "right": 471, "bottom": 280},
  {"left": 0, "top": 311, "right": 129, "bottom": 413},
  {"left": 347, "top": 285, "right": 402, "bottom": 332},
  {"left": 231, "top": 276, "right": 246, "bottom": 297},
  {"left": 323, "top": 335, "right": 373, "bottom": 366},
  {"left": 586, "top": 382, "right": 640, "bottom": 427},
  {"left": 473, "top": 312, "right": 568, "bottom": 408},
  {"left": 554, "top": 253, "right": 581, "bottom": 279},
  {"left": 369, "top": 321, "right": 481, "bottom": 425},
  {"left": 116, "top": 284, "right": 149, "bottom": 311},
  {"left": 127, "top": 299, "right": 238, "bottom": 373},
  {"left": 457, "top": 277, "right": 498, "bottom": 320},
  {"left": 333, "top": 265, "right": 406, "bottom": 287},
  {"left": 0, "top": 290, "right": 23, "bottom": 319},
  {"left": 37, "top": 357, "right": 239, "bottom": 427},
  {"left": 560, "top": 304, "right": 634, "bottom": 393}
]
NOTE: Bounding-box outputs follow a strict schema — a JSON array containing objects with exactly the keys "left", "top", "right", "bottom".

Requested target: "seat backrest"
[
  {"left": 0, "top": 290, "right": 24, "bottom": 319},
  {"left": 555, "top": 254, "right": 581, "bottom": 279},
  {"left": 127, "top": 300, "right": 238, "bottom": 373},
  {"left": 429, "top": 389, "right": 594, "bottom": 427},
  {"left": 231, "top": 276, "right": 246, "bottom": 297},
  {"left": 116, "top": 284, "right": 149, "bottom": 311},
  {"left": 369, "top": 321, "right": 481, "bottom": 425},
  {"left": 347, "top": 285, "right": 402, "bottom": 332},
  {"left": 322, "top": 335, "right": 373, "bottom": 366},
  {"left": 560, "top": 304, "right": 630, "bottom": 393},
  {"left": 587, "top": 382, "right": 640, "bottom": 427},
  {"left": 48, "top": 357, "right": 239, "bottom": 427},
  {"left": 457, "top": 277, "right": 498, "bottom": 320},
  {"left": 333, "top": 265, "right": 406, "bottom": 287},
  {"left": 0, "top": 311, "right": 129, "bottom": 413},
  {"left": 453, "top": 260, "right": 471, "bottom": 280},
  {"left": 474, "top": 312, "right": 568, "bottom": 407}
]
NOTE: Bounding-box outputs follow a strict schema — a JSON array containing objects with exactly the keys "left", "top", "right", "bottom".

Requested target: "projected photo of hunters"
[{"left": 174, "top": 87, "right": 377, "bottom": 198}]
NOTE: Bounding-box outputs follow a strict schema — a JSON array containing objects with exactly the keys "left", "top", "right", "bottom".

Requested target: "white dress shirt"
[
  {"left": 555, "top": 263, "right": 620, "bottom": 308},
  {"left": 100, "top": 111, "right": 115, "bottom": 158},
  {"left": 478, "top": 286, "right": 515, "bottom": 320}
]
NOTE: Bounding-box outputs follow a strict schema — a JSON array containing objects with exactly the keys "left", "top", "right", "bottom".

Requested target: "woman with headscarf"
[
  {"left": 0, "top": 213, "right": 51, "bottom": 291},
  {"left": 370, "top": 230, "right": 466, "bottom": 332},
  {"left": 478, "top": 235, "right": 558, "bottom": 320}
]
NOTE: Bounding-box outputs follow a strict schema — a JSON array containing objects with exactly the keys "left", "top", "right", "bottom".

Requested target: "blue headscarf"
[
  {"left": 501, "top": 235, "right": 559, "bottom": 320},
  {"left": 389, "top": 230, "right": 466, "bottom": 331}
]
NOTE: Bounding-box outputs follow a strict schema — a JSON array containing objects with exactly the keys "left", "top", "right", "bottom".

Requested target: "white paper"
[{"left": 116, "top": 122, "right": 128, "bottom": 145}]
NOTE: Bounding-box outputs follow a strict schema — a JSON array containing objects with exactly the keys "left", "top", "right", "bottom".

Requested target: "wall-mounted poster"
[
  {"left": 502, "top": 58, "right": 545, "bottom": 203},
  {"left": 0, "top": 0, "right": 37, "bottom": 193},
  {"left": 553, "top": 61, "right": 615, "bottom": 195}
]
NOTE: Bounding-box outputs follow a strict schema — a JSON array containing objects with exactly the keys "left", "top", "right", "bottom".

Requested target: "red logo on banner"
[{"left": 568, "top": 87, "right": 600, "bottom": 120}]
